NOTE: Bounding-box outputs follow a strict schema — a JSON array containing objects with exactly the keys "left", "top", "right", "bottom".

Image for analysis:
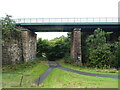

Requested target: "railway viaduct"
[{"left": 2, "top": 18, "right": 119, "bottom": 64}]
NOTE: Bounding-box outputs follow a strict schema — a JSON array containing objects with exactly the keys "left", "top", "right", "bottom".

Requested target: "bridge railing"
[{"left": 14, "top": 17, "right": 119, "bottom": 23}]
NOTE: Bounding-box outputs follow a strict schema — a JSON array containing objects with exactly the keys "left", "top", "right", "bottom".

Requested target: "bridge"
[
  {"left": 3, "top": 17, "right": 120, "bottom": 65},
  {"left": 14, "top": 17, "right": 119, "bottom": 32},
  {"left": 14, "top": 17, "right": 119, "bottom": 63}
]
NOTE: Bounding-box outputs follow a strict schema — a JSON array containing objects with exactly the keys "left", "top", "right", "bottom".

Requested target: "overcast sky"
[{"left": 0, "top": 0, "right": 119, "bottom": 40}]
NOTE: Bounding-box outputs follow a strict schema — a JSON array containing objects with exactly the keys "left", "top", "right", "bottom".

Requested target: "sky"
[{"left": 0, "top": 0, "right": 119, "bottom": 40}]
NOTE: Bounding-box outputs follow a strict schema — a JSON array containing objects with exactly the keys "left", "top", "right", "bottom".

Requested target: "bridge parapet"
[{"left": 14, "top": 17, "right": 118, "bottom": 23}]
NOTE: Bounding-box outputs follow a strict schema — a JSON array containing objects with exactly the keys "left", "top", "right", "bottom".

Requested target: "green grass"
[
  {"left": 0, "top": 72, "right": 2, "bottom": 89},
  {"left": 56, "top": 60, "right": 119, "bottom": 75},
  {"left": 2, "top": 60, "right": 49, "bottom": 88},
  {"left": 2, "top": 60, "right": 119, "bottom": 88},
  {"left": 39, "top": 68, "right": 118, "bottom": 88}
]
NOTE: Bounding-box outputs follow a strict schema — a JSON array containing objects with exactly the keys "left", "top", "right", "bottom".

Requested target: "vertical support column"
[
  {"left": 71, "top": 28, "right": 82, "bottom": 63},
  {"left": 21, "top": 29, "right": 37, "bottom": 62},
  {"left": 21, "top": 29, "right": 29, "bottom": 62}
]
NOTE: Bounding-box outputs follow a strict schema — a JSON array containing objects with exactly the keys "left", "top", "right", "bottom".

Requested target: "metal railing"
[{"left": 13, "top": 17, "right": 119, "bottom": 23}]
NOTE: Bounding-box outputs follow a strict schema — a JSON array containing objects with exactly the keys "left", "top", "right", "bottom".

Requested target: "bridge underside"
[
  {"left": 17, "top": 22, "right": 119, "bottom": 32},
  {"left": 15, "top": 22, "right": 120, "bottom": 64}
]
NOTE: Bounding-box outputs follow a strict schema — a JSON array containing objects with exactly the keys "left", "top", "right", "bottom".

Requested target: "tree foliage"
[
  {"left": 37, "top": 38, "right": 50, "bottom": 57},
  {"left": 37, "top": 35, "right": 71, "bottom": 61},
  {"left": 0, "top": 15, "right": 21, "bottom": 41},
  {"left": 85, "top": 28, "right": 119, "bottom": 69}
]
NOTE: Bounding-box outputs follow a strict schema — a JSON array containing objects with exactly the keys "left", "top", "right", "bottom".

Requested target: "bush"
[
  {"left": 86, "top": 28, "right": 113, "bottom": 68},
  {"left": 64, "top": 56, "right": 73, "bottom": 64},
  {"left": 2, "top": 60, "right": 40, "bottom": 72},
  {"left": 0, "top": 15, "right": 21, "bottom": 41},
  {"left": 37, "top": 35, "right": 71, "bottom": 61}
]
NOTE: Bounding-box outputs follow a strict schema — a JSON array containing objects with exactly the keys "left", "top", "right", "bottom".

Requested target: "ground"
[{"left": 1, "top": 60, "right": 119, "bottom": 88}]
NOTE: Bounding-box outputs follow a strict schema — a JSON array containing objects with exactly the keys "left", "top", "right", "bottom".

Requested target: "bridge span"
[
  {"left": 13, "top": 17, "right": 120, "bottom": 64},
  {"left": 14, "top": 17, "right": 119, "bottom": 32}
]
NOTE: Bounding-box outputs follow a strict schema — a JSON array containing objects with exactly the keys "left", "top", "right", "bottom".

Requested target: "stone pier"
[
  {"left": 21, "top": 29, "right": 37, "bottom": 62},
  {"left": 71, "top": 28, "right": 82, "bottom": 63},
  {"left": 2, "top": 29, "right": 37, "bottom": 65}
]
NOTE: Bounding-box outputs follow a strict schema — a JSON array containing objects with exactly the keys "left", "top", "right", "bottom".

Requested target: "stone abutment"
[{"left": 2, "top": 29, "right": 37, "bottom": 65}]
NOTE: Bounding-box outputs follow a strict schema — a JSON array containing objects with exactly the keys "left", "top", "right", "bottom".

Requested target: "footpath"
[{"left": 34, "top": 61, "right": 120, "bottom": 86}]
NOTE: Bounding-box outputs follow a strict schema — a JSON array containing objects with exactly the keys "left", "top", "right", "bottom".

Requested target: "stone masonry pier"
[
  {"left": 2, "top": 29, "right": 37, "bottom": 65},
  {"left": 71, "top": 28, "right": 82, "bottom": 63}
]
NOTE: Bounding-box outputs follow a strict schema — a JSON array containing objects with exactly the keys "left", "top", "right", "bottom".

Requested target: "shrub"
[
  {"left": 64, "top": 56, "right": 73, "bottom": 64},
  {"left": 86, "top": 28, "right": 113, "bottom": 68}
]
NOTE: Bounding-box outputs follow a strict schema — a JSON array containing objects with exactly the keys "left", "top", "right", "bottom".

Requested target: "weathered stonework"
[
  {"left": 21, "top": 29, "right": 37, "bottom": 62},
  {"left": 2, "top": 29, "right": 37, "bottom": 65},
  {"left": 71, "top": 28, "right": 82, "bottom": 63},
  {"left": 2, "top": 34, "right": 23, "bottom": 65}
]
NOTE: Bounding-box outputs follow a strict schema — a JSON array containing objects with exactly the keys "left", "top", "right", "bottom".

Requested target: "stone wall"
[
  {"left": 2, "top": 29, "right": 37, "bottom": 65},
  {"left": 2, "top": 34, "right": 23, "bottom": 65}
]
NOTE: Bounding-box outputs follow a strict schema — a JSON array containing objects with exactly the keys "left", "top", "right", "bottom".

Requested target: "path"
[
  {"left": 34, "top": 61, "right": 58, "bottom": 85},
  {"left": 57, "top": 67, "right": 119, "bottom": 79},
  {"left": 35, "top": 61, "right": 119, "bottom": 86}
]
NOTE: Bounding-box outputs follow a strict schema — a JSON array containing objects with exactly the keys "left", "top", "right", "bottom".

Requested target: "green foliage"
[
  {"left": 2, "top": 60, "right": 38, "bottom": 72},
  {"left": 86, "top": 28, "right": 113, "bottom": 68},
  {"left": 37, "top": 35, "right": 71, "bottom": 61},
  {"left": 46, "top": 36, "right": 70, "bottom": 60},
  {"left": 37, "top": 38, "right": 49, "bottom": 57},
  {"left": 64, "top": 55, "right": 73, "bottom": 64},
  {"left": 112, "top": 36, "right": 120, "bottom": 68},
  {"left": 0, "top": 15, "right": 21, "bottom": 41}
]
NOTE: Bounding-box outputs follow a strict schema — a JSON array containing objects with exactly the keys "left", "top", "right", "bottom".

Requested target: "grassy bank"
[
  {"left": 56, "top": 60, "right": 119, "bottom": 75},
  {"left": 2, "top": 59, "right": 119, "bottom": 88},
  {"left": 2, "top": 60, "right": 49, "bottom": 88},
  {"left": 40, "top": 68, "right": 118, "bottom": 88}
]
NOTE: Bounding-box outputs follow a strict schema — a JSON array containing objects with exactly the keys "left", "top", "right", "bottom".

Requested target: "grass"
[
  {"left": 39, "top": 68, "right": 118, "bottom": 88},
  {"left": 2, "top": 59, "right": 119, "bottom": 88},
  {"left": 2, "top": 60, "right": 49, "bottom": 88},
  {"left": 56, "top": 60, "right": 119, "bottom": 75}
]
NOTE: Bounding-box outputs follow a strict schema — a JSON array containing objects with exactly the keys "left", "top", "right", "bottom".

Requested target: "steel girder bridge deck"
[{"left": 14, "top": 18, "right": 120, "bottom": 32}]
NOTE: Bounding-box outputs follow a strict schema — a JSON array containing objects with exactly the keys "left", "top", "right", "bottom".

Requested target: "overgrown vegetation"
[
  {"left": 37, "top": 35, "right": 71, "bottom": 61},
  {"left": 37, "top": 28, "right": 120, "bottom": 69},
  {"left": 84, "top": 28, "right": 120, "bottom": 69},
  {"left": 0, "top": 15, "right": 21, "bottom": 41},
  {"left": 2, "top": 59, "right": 47, "bottom": 73},
  {"left": 2, "top": 60, "right": 49, "bottom": 87}
]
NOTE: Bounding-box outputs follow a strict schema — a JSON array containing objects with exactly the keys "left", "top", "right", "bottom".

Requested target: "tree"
[
  {"left": 36, "top": 34, "right": 71, "bottom": 61},
  {"left": 0, "top": 15, "right": 20, "bottom": 41},
  {"left": 46, "top": 35, "right": 70, "bottom": 60},
  {"left": 112, "top": 36, "right": 120, "bottom": 69},
  {"left": 86, "top": 28, "right": 113, "bottom": 68},
  {"left": 37, "top": 38, "right": 49, "bottom": 57}
]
